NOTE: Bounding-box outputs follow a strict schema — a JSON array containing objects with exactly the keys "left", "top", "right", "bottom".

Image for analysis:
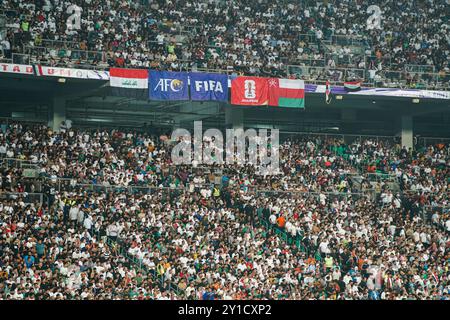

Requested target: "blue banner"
[
  {"left": 190, "top": 72, "right": 228, "bottom": 101},
  {"left": 149, "top": 70, "right": 189, "bottom": 100}
]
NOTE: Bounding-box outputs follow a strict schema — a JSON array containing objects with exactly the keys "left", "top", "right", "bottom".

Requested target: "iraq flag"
[{"left": 109, "top": 68, "right": 149, "bottom": 100}]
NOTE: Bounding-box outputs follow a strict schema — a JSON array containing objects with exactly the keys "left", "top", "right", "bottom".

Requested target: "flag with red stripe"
[
  {"left": 109, "top": 68, "right": 148, "bottom": 100},
  {"left": 110, "top": 68, "right": 148, "bottom": 89},
  {"left": 268, "top": 78, "right": 305, "bottom": 108},
  {"left": 325, "top": 80, "right": 332, "bottom": 104},
  {"left": 344, "top": 80, "right": 362, "bottom": 92}
]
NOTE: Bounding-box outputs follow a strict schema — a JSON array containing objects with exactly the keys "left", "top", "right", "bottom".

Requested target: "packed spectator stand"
[
  {"left": 0, "top": 120, "right": 448, "bottom": 300},
  {"left": 0, "top": 0, "right": 449, "bottom": 89}
]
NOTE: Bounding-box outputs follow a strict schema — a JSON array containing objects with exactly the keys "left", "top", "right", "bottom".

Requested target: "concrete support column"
[
  {"left": 401, "top": 115, "right": 413, "bottom": 150},
  {"left": 225, "top": 107, "right": 244, "bottom": 130},
  {"left": 49, "top": 96, "right": 66, "bottom": 131},
  {"left": 341, "top": 109, "right": 357, "bottom": 143}
]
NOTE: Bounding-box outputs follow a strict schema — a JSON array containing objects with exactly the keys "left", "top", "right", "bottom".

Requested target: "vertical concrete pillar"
[
  {"left": 401, "top": 115, "right": 413, "bottom": 150},
  {"left": 225, "top": 107, "right": 244, "bottom": 130},
  {"left": 49, "top": 96, "right": 66, "bottom": 131}
]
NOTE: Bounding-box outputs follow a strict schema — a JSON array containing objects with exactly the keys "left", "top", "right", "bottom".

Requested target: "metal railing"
[
  {"left": 1, "top": 157, "right": 40, "bottom": 170},
  {"left": 24, "top": 45, "right": 109, "bottom": 70},
  {"left": 289, "top": 57, "right": 326, "bottom": 67},
  {"left": 40, "top": 39, "right": 82, "bottom": 50},
  {"left": 416, "top": 137, "right": 450, "bottom": 148},
  {"left": 286, "top": 65, "right": 450, "bottom": 90},
  {"left": 287, "top": 65, "right": 368, "bottom": 84},
  {"left": 101, "top": 235, "right": 184, "bottom": 298},
  {"left": 324, "top": 35, "right": 370, "bottom": 48},
  {"left": 11, "top": 53, "right": 30, "bottom": 65},
  {"left": 405, "top": 64, "right": 435, "bottom": 74},
  {"left": 298, "top": 33, "right": 322, "bottom": 44},
  {"left": 376, "top": 70, "right": 450, "bottom": 90},
  {"left": 2, "top": 41, "right": 447, "bottom": 91},
  {"left": 365, "top": 172, "right": 398, "bottom": 183},
  {"left": 256, "top": 207, "right": 308, "bottom": 253},
  {"left": 41, "top": 176, "right": 187, "bottom": 194},
  {"left": 0, "top": 191, "right": 43, "bottom": 204},
  {"left": 256, "top": 189, "right": 365, "bottom": 197},
  {"left": 325, "top": 53, "right": 366, "bottom": 69}
]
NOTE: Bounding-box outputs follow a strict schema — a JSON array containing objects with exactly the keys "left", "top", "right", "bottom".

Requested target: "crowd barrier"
[{"left": 0, "top": 191, "right": 44, "bottom": 204}]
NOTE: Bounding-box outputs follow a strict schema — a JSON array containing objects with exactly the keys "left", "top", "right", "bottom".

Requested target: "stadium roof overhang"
[{"left": 0, "top": 74, "right": 449, "bottom": 136}]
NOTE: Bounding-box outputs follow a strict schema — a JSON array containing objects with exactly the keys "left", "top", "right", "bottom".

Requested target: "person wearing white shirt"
[
  {"left": 77, "top": 209, "right": 85, "bottom": 225},
  {"left": 83, "top": 215, "right": 93, "bottom": 231},
  {"left": 0, "top": 144, "right": 6, "bottom": 157},
  {"left": 69, "top": 206, "right": 79, "bottom": 226},
  {"left": 107, "top": 224, "right": 119, "bottom": 240}
]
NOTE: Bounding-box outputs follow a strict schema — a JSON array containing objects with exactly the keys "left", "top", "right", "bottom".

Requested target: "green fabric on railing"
[
  {"left": 103, "top": 236, "right": 183, "bottom": 297},
  {"left": 257, "top": 207, "right": 308, "bottom": 253}
]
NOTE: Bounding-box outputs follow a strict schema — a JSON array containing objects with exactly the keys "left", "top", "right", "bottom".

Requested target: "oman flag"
[{"left": 268, "top": 78, "right": 305, "bottom": 108}]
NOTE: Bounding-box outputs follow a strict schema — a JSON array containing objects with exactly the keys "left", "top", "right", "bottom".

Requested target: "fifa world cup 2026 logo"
[{"left": 244, "top": 80, "right": 256, "bottom": 99}]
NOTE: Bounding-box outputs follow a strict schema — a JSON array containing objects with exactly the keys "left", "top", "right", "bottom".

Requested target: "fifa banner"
[
  {"left": 190, "top": 72, "right": 228, "bottom": 101},
  {"left": 268, "top": 78, "right": 305, "bottom": 108},
  {"left": 149, "top": 70, "right": 189, "bottom": 100},
  {"left": 231, "top": 76, "right": 269, "bottom": 105},
  {"left": 109, "top": 68, "right": 148, "bottom": 100}
]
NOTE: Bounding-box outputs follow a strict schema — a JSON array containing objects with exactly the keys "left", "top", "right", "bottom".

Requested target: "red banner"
[{"left": 231, "top": 76, "right": 269, "bottom": 105}]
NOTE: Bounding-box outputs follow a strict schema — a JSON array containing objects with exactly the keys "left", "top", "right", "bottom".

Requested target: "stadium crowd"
[
  {"left": 0, "top": 0, "right": 449, "bottom": 87},
  {"left": 0, "top": 120, "right": 449, "bottom": 300}
]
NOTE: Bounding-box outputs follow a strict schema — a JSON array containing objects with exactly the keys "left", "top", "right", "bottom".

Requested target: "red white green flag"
[
  {"left": 268, "top": 78, "right": 305, "bottom": 108},
  {"left": 344, "top": 80, "right": 362, "bottom": 92}
]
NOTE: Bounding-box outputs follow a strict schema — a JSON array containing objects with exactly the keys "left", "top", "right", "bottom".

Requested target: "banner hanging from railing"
[
  {"left": 110, "top": 68, "right": 147, "bottom": 88},
  {"left": 109, "top": 68, "right": 148, "bottom": 100},
  {"left": 0, "top": 63, "right": 34, "bottom": 75},
  {"left": 148, "top": 70, "right": 189, "bottom": 100},
  {"left": 307, "top": 84, "right": 450, "bottom": 99},
  {"left": 189, "top": 72, "right": 228, "bottom": 101},
  {"left": 1, "top": 63, "right": 448, "bottom": 101},
  {"left": 268, "top": 78, "right": 305, "bottom": 108},
  {"left": 38, "top": 66, "right": 109, "bottom": 80},
  {"left": 231, "top": 76, "right": 269, "bottom": 105}
]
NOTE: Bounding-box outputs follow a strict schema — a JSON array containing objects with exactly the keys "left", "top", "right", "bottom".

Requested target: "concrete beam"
[{"left": 49, "top": 96, "right": 67, "bottom": 131}]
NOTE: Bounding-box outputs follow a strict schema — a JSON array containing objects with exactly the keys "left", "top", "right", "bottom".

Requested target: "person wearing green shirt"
[
  {"left": 325, "top": 255, "right": 334, "bottom": 269},
  {"left": 135, "top": 273, "right": 143, "bottom": 286},
  {"left": 167, "top": 44, "right": 175, "bottom": 54},
  {"left": 156, "top": 263, "right": 165, "bottom": 276},
  {"left": 21, "top": 21, "right": 29, "bottom": 32},
  {"left": 58, "top": 48, "right": 67, "bottom": 58}
]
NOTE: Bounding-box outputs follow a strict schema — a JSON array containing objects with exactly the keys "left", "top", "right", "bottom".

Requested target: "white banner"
[
  {"left": 0, "top": 63, "right": 34, "bottom": 75},
  {"left": 309, "top": 85, "right": 450, "bottom": 99},
  {"left": 39, "top": 66, "right": 109, "bottom": 80},
  {"left": 347, "top": 88, "right": 450, "bottom": 99}
]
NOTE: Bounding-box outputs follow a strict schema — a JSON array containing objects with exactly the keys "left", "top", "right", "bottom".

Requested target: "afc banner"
[{"left": 149, "top": 70, "right": 189, "bottom": 100}]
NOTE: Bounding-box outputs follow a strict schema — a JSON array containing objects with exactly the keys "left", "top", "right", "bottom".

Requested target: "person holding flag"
[{"left": 325, "top": 80, "right": 332, "bottom": 104}]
